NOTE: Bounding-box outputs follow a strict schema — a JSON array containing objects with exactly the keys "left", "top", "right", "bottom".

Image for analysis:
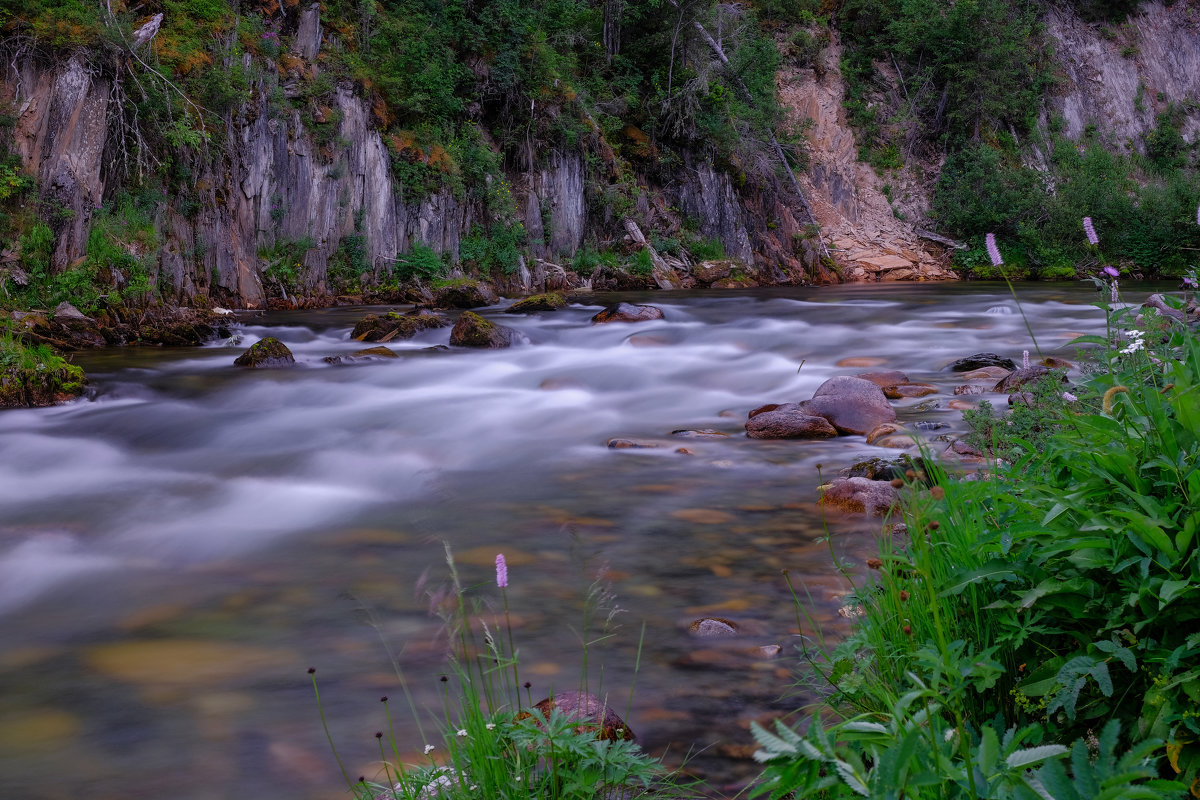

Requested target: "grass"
[
  {"left": 753, "top": 285, "right": 1200, "bottom": 797},
  {"left": 312, "top": 545, "right": 691, "bottom": 800}
]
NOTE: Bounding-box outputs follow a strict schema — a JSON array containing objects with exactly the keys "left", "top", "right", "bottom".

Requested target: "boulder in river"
[
  {"left": 993, "top": 365, "right": 1061, "bottom": 393},
  {"left": 504, "top": 293, "right": 567, "bottom": 314},
  {"left": 745, "top": 404, "right": 838, "bottom": 439},
  {"left": 856, "top": 370, "right": 909, "bottom": 388},
  {"left": 591, "top": 303, "right": 664, "bottom": 324},
  {"left": 529, "top": 691, "right": 636, "bottom": 742},
  {"left": 234, "top": 337, "right": 294, "bottom": 368},
  {"left": 818, "top": 477, "right": 899, "bottom": 516},
  {"left": 323, "top": 346, "right": 399, "bottom": 365},
  {"left": 947, "top": 353, "right": 1017, "bottom": 372},
  {"left": 691, "top": 260, "right": 734, "bottom": 283},
  {"left": 797, "top": 376, "right": 897, "bottom": 435},
  {"left": 351, "top": 311, "right": 446, "bottom": 342},
  {"left": 449, "top": 312, "right": 519, "bottom": 348},
  {"left": 431, "top": 281, "right": 498, "bottom": 309}
]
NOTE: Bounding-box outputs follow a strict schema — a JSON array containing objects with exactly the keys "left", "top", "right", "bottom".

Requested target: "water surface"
[{"left": 0, "top": 283, "right": 1130, "bottom": 799}]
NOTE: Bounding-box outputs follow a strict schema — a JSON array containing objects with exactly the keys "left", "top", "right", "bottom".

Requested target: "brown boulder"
[
  {"left": 745, "top": 404, "right": 838, "bottom": 439},
  {"left": 691, "top": 259, "right": 734, "bottom": 283},
  {"left": 351, "top": 311, "right": 446, "bottom": 342},
  {"left": 448, "top": 312, "right": 519, "bottom": 348},
  {"left": 432, "top": 281, "right": 498, "bottom": 309},
  {"left": 961, "top": 366, "right": 1012, "bottom": 381},
  {"left": 883, "top": 383, "right": 938, "bottom": 399},
  {"left": 865, "top": 422, "right": 905, "bottom": 445},
  {"left": 530, "top": 692, "right": 635, "bottom": 742},
  {"left": 606, "top": 438, "right": 661, "bottom": 449},
  {"left": 234, "top": 337, "right": 294, "bottom": 368},
  {"left": 993, "top": 366, "right": 1059, "bottom": 393},
  {"left": 798, "top": 376, "right": 897, "bottom": 435},
  {"left": 591, "top": 303, "right": 665, "bottom": 324},
  {"left": 818, "top": 477, "right": 900, "bottom": 516}
]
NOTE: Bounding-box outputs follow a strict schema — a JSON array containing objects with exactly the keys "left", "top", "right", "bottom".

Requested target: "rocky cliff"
[
  {"left": 4, "top": 1, "right": 1195, "bottom": 308},
  {"left": 2, "top": 3, "right": 842, "bottom": 309}
]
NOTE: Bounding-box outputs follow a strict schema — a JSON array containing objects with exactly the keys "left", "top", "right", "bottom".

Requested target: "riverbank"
[{"left": 754, "top": 290, "right": 1200, "bottom": 798}]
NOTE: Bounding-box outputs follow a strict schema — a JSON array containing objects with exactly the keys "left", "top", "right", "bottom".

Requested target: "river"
[{"left": 0, "top": 282, "right": 1134, "bottom": 800}]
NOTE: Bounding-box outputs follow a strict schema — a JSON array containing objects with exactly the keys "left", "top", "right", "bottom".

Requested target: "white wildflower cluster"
[{"left": 1120, "top": 329, "right": 1145, "bottom": 356}]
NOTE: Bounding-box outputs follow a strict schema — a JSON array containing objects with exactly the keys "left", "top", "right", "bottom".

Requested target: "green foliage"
[
  {"left": 769, "top": 300, "right": 1200, "bottom": 797},
  {"left": 327, "top": 234, "right": 370, "bottom": 293},
  {"left": 260, "top": 237, "right": 316, "bottom": 296},
  {"left": 688, "top": 237, "right": 726, "bottom": 261},
  {"left": 313, "top": 545, "right": 685, "bottom": 800},
  {"left": 389, "top": 243, "right": 448, "bottom": 282},
  {"left": 458, "top": 222, "right": 525, "bottom": 277}
]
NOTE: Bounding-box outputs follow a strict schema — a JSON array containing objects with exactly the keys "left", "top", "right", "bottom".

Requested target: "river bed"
[{"left": 0, "top": 282, "right": 1138, "bottom": 800}]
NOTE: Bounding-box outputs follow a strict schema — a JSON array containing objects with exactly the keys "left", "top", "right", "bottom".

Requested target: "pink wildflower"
[
  {"left": 495, "top": 554, "right": 508, "bottom": 589},
  {"left": 1103, "top": 265, "right": 1119, "bottom": 278},
  {"left": 1083, "top": 217, "right": 1099, "bottom": 246},
  {"left": 1022, "top": 350, "right": 1030, "bottom": 369},
  {"left": 1062, "top": 391, "right": 1078, "bottom": 402},
  {"left": 985, "top": 233, "right": 1003, "bottom": 267}
]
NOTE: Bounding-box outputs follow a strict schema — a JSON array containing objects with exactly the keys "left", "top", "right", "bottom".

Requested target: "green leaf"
[
  {"left": 1158, "top": 579, "right": 1192, "bottom": 610},
  {"left": 980, "top": 725, "right": 1001, "bottom": 772},
  {"left": 941, "top": 561, "right": 1020, "bottom": 596},
  {"left": 1006, "top": 744, "right": 1069, "bottom": 769},
  {"left": 833, "top": 758, "right": 870, "bottom": 797}
]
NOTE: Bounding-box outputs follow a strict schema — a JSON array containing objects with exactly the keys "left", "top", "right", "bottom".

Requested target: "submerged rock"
[
  {"left": 883, "top": 383, "right": 938, "bottom": 399},
  {"left": 234, "top": 337, "right": 294, "bottom": 368},
  {"left": 449, "top": 312, "right": 519, "bottom": 348},
  {"left": 323, "top": 346, "right": 399, "bottom": 365},
  {"left": 591, "top": 303, "right": 664, "bottom": 324},
  {"left": 688, "top": 617, "right": 740, "bottom": 638},
  {"left": 504, "top": 293, "right": 567, "bottom": 313},
  {"left": 856, "top": 370, "right": 909, "bottom": 388}
]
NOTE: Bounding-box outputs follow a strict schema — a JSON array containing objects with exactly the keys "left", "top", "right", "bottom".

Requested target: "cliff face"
[
  {"left": 7, "top": 1, "right": 1193, "bottom": 307},
  {"left": 1047, "top": 0, "right": 1200, "bottom": 148},
  {"left": 2, "top": 4, "right": 836, "bottom": 308}
]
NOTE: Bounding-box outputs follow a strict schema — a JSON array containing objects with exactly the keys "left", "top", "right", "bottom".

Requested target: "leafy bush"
[{"left": 763, "top": 297, "right": 1200, "bottom": 797}]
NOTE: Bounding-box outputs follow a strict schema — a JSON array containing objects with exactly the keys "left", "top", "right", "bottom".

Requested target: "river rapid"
[{"left": 0, "top": 283, "right": 1137, "bottom": 800}]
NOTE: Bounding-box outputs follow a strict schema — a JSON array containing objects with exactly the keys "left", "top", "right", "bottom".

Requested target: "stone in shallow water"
[
  {"left": 818, "top": 477, "right": 899, "bottom": 516},
  {"left": 607, "top": 438, "right": 662, "bottom": 449},
  {"left": 836, "top": 356, "right": 887, "bottom": 367},
  {"left": 504, "top": 293, "right": 567, "bottom": 313},
  {"left": 671, "top": 508, "right": 735, "bottom": 525},
  {"left": 688, "top": 617, "right": 740, "bottom": 637},
  {"left": 85, "top": 640, "right": 295, "bottom": 686},
  {"left": 856, "top": 370, "right": 909, "bottom": 388},
  {"left": 745, "top": 405, "right": 838, "bottom": 439},
  {"left": 798, "top": 376, "right": 897, "bottom": 435},
  {"left": 883, "top": 383, "right": 938, "bottom": 399}
]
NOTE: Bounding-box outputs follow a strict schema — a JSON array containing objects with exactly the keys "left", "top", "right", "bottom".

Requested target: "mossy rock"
[
  {"left": 351, "top": 312, "right": 446, "bottom": 342},
  {"left": 449, "top": 311, "right": 519, "bottom": 348},
  {"left": 0, "top": 359, "right": 86, "bottom": 408},
  {"left": 504, "top": 293, "right": 567, "bottom": 314},
  {"left": 431, "top": 281, "right": 498, "bottom": 309},
  {"left": 233, "top": 337, "right": 295, "bottom": 368}
]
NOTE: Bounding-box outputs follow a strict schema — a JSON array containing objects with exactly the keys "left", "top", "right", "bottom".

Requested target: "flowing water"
[{"left": 0, "top": 283, "right": 1140, "bottom": 799}]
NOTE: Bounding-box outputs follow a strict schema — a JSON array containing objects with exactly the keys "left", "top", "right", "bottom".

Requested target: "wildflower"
[
  {"left": 1120, "top": 340, "right": 1144, "bottom": 355},
  {"left": 495, "top": 553, "right": 508, "bottom": 589},
  {"left": 1022, "top": 350, "right": 1030, "bottom": 369},
  {"left": 1062, "top": 391, "right": 1078, "bottom": 402},
  {"left": 424, "top": 744, "right": 435, "bottom": 754},
  {"left": 1083, "top": 216, "right": 1099, "bottom": 245},
  {"left": 945, "top": 728, "right": 958, "bottom": 742},
  {"left": 898, "top": 590, "right": 910, "bottom": 601},
  {"left": 985, "top": 233, "right": 1003, "bottom": 267},
  {"left": 456, "top": 729, "right": 468, "bottom": 738},
  {"left": 375, "top": 731, "right": 383, "bottom": 739},
  {"left": 485, "top": 723, "right": 496, "bottom": 731},
  {"left": 1110, "top": 281, "right": 1119, "bottom": 304},
  {"left": 1103, "top": 265, "right": 1119, "bottom": 278}
]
